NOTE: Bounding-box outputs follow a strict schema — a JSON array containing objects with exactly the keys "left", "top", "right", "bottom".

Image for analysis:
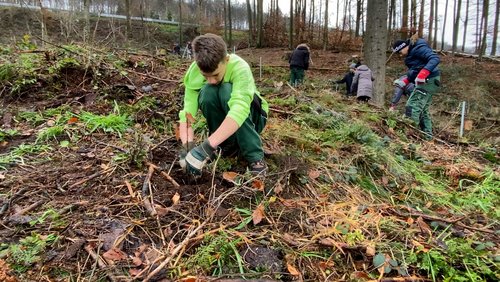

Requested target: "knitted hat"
[
  {"left": 349, "top": 63, "right": 357, "bottom": 69},
  {"left": 392, "top": 39, "right": 409, "bottom": 53}
]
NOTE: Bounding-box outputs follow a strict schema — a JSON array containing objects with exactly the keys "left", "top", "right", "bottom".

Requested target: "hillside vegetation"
[{"left": 0, "top": 34, "right": 499, "bottom": 282}]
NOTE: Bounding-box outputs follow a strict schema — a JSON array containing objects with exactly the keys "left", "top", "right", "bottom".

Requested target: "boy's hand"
[
  {"left": 178, "top": 142, "right": 195, "bottom": 171},
  {"left": 185, "top": 140, "right": 216, "bottom": 175}
]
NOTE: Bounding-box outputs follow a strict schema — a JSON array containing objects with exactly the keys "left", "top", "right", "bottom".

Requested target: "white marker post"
[{"left": 459, "top": 101, "right": 466, "bottom": 138}]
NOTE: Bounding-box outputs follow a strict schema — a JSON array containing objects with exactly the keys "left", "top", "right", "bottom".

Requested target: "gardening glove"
[
  {"left": 185, "top": 140, "right": 216, "bottom": 176},
  {"left": 393, "top": 78, "right": 407, "bottom": 89},
  {"left": 415, "top": 69, "right": 430, "bottom": 85},
  {"left": 178, "top": 141, "right": 196, "bottom": 171}
]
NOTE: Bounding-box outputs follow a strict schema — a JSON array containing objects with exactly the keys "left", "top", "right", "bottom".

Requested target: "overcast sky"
[{"left": 267, "top": 0, "right": 498, "bottom": 51}]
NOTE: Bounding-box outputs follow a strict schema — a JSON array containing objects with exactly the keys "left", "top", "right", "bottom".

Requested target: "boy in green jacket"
[{"left": 178, "top": 34, "right": 269, "bottom": 176}]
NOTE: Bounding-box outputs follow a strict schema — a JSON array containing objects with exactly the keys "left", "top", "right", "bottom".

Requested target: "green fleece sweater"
[{"left": 179, "top": 54, "right": 268, "bottom": 126}]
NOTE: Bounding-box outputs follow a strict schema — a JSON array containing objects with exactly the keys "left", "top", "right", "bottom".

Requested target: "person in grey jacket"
[
  {"left": 390, "top": 75, "right": 415, "bottom": 110},
  {"left": 351, "top": 64, "right": 374, "bottom": 102}
]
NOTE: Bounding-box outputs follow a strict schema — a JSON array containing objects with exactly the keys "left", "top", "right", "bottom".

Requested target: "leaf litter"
[{"left": 0, "top": 45, "right": 498, "bottom": 281}]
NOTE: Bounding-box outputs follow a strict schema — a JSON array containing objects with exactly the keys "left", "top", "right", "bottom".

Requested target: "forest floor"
[{"left": 0, "top": 12, "right": 499, "bottom": 282}]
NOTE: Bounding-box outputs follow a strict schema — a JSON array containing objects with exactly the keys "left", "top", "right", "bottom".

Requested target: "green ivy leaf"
[{"left": 373, "top": 253, "right": 385, "bottom": 268}]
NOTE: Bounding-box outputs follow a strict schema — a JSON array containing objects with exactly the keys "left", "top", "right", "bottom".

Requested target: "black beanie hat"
[{"left": 392, "top": 39, "right": 409, "bottom": 53}]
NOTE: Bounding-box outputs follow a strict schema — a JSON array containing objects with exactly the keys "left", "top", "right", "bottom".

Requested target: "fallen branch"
[
  {"left": 83, "top": 244, "right": 118, "bottom": 282},
  {"left": 145, "top": 161, "right": 180, "bottom": 188},
  {"left": 139, "top": 221, "right": 208, "bottom": 281},
  {"left": 269, "top": 107, "right": 297, "bottom": 115},
  {"left": 142, "top": 163, "right": 157, "bottom": 217},
  {"left": 390, "top": 206, "right": 497, "bottom": 235},
  {"left": 126, "top": 69, "right": 180, "bottom": 83},
  {"left": 69, "top": 168, "right": 113, "bottom": 189},
  {"left": 0, "top": 187, "right": 30, "bottom": 216}
]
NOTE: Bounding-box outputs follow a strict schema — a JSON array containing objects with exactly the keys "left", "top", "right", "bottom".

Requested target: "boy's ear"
[{"left": 224, "top": 55, "right": 230, "bottom": 63}]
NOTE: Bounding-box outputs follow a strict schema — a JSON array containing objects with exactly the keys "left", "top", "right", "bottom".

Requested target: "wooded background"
[{"left": 2, "top": 0, "right": 498, "bottom": 56}]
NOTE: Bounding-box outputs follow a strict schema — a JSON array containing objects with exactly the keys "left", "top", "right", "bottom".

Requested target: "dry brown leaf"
[
  {"left": 67, "top": 117, "right": 79, "bottom": 124},
  {"left": 319, "top": 261, "right": 334, "bottom": 270},
  {"left": 279, "top": 198, "right": 296, "bottom": 207},
  {"left": 102, "top": 248, "right": 127, "bottom": 262},
  {"left": 128, "top": 268, "right": 142, "bottom": 276},
  {"left": 132, "top": 256, "right": 142, "bottom": 266},
  {"left": 416, "top": 216, "right": 432, "bottom": 236},
  {"left": 411, "top": 240, "right": 429, "bottom": 253},
  {"left": 252, "top": 204, "right": 265, "bottom": 225},
  {"left": 222, "top": 171, "right": 241, "bottom": 184},
  {"left": 287, "top": 263, "right": 301, "bottom": 276},
  {"left": 366, "top": 245, "right": 376, "bottom": 256},
  {"left": 308, "top": 169, "right": 320, "bottom": 179},
  {"left": 172, "top": 192, "right": 180, "bottom": 205},
  {"left": 180, "top": 276, "right": 197, "bottom": 282},
  {"left": 406, "top": 217, "right": 414, "bottom": 225},
  {"left": 155, "top": 206, "right": 169, "bottom": 217},
  {"left": 350, "top": 271, "right": 370, "bottom": 279},
  {"left": 251, "top": 179, "right": 265, "bottom": 191},
  {"left": 282, "top": 233, "right": 300, "bottom": 246},
  {"left": 274, "top": 183, "right": 283, "bottom": 194}
]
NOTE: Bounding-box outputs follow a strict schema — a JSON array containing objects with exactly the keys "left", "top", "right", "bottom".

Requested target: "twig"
[
  {"left": 142, "top": 163, "right": 157, "bottom": 217},
  {"left": 392, "top": 206, "right": 497, "bottom": 235},
  {"left": 126, "top": 69, "right": 180, "bottom": 83},
  {"left": 269, "top": 107, "right": 297, "bottom": 115},
  {"left": 145, "top": 161, "right": 180, "bottom": 188},
  {"left": 12, "top": 200, "right": 46, "bottom": 217},
  {"left": 59, "top": 201, "right": 89, "bottom": 215},
  {"left": 139, "top": 221, "right": 208, "bottom": 281},
  {"left": 0, "top": 187, "right": 30, "bottom": 216},
  {"left": 69, "top": 168, "right": 112, "bottom": 189},
  {"left": 83, "top": 244, "right": 118, "bottom": 282}
]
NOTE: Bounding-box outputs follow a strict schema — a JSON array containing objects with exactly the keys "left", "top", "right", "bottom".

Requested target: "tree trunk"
[
  {"left": 355, "top": 0, "right": 362, "bottom": 37},
  {"left": 491, "top": 0, "right": 499, "bottom": 55},
  {"left": 441, "top": 0, "right": 449, "bottom": 50},
  {"left": 178, "top": 0, "right": 183, "bottom": 47},
  {"left": 125, "top": 0, "right": 131, "bottom": 38},
  {"left": 257, "top": 0, "right": 263, "bottom": 47},
  {"left": 461, "top": 0, "right": 469, "bottom": 52},
  {"left": 83, "top": 0, "right": 91, "bottom": 43},
  {"left": 228, "top": 0, "right": 232, "bottom": 48},
  {"left": 418, "top": 0, "right": 425, "bottom": 37},
  {"left": 452, "top": 0, "right": 462, "bottom": 55},
  {"left": 388, "top": 0, "right": 395, "bottom": 33},
  {"left": 246, "top": 0, "right": 253, "bottom": 46},
  {"left": 433, "top": 0, "right": 439, "bottom": 48},
  {"left": 429, "top": 0, "right": 434, "bottom": 43},
  {"left": 402, "top": 0, "right": 409, "bottom": 37},
  {"left": 411, "top": 0, "right": 417, "bottom": 33},
  {"left": 476, "top": 0, "right": 481, "bottom": 53},
  {"left": 479, "top": 0, "right": 489, "bottom": 59},
  {"left": 36, "top": 0, "right": 47, "bottom": 46},
  {"left": 364, "top": 0, "right": 388, "bottom": 107},
  {"left": 323, "top": 0, "right": 329, "bottom": 50},
  {"left": 290, "top": 0, "right": 294, "bottom": 49}
]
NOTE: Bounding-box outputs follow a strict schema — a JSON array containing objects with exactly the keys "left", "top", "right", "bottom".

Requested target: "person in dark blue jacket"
[
  {"left": 289, "top": 43, "right": 310, "bottom": 86},
  {"left": 393, "top": 38, "right": 441, "bottom": 140},
  {"left": 334, "top": 63, "right": 356, "bottom": 96}
]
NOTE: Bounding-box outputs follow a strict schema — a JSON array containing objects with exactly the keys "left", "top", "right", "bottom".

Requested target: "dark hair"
[{"left": 192, "top": 33, "right": 227, "bottom": 73}]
